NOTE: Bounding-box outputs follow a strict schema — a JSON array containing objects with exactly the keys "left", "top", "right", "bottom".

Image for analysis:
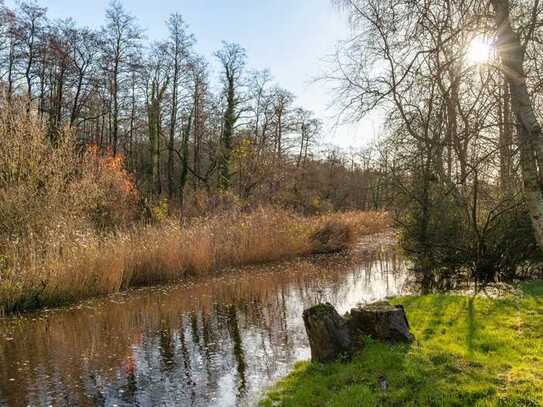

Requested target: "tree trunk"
[
  {"left": 220, "top": 77, "right": 235, "bottom": 190},
  {"left": 303, "top": 303, "right": 354, "bottom": 363},
  {"left": 491, "top": 0, "right": 543, "bottom": 248},
  {"left": 499, "top": 76, "right": 514, "bottom": 197},
  {"left": 193, "top": 83, "right": 202, "bottom": 188},
  {"left": 179, "top": 111, "right": 192, "bottom": 206},
  {"left": 112, "top": 58, "right": 120, "bottom": 156},
  {"left": 148, "top": 85, "right": 161, "bottom": 196},
  {"left": 168, "top": 63, "right": 179, "bottom": 200},
  {"left": 347, "top": 302, "right": 413, "bottom": 343}
]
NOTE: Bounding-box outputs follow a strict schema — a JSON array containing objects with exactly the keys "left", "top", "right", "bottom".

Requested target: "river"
[{"left": 0, "top": 235, "right": 408, "bottom": 406}]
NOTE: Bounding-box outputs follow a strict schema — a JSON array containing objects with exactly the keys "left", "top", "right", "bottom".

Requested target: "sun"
[{"left": 466, "top": 35, "right": 493, "bottom": 65}]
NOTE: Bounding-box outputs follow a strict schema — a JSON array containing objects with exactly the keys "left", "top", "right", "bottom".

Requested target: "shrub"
[
  {"left": 399, "top": 183, "right": 541, "bottom": 290},
  {"left": 149, "top": 198, "right": 170, "bottom": 224},
  {"left": 0, "top": 99, "right": 138, "bottom": 239},
  {"left": 78, "top": 145, "right": 138, "bottom": 229},
  {"left": 309, "top": 220, "right": 354, "bottom": 253}
]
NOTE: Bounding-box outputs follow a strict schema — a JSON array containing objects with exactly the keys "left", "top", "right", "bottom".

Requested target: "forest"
[
  {"left": 1, "top": 0, "right": 543, "bottom": 406},
  {"left": 0, "top": 0, "right": 387, "bottom": 213}
]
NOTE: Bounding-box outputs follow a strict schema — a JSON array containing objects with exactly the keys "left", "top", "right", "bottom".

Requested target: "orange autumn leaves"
[
  {"left": 84, "top": 145, "right": 136, "bottom": 196},
  {"left": 76, "top": 145, "right": 139, "bottom": 228}
]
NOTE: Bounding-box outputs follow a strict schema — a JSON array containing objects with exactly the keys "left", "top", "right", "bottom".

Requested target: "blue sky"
[{"left": 7, "top": 0, "right": 381, "bottom": 150}]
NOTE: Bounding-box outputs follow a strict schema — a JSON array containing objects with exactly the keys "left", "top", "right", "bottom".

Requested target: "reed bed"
[{"left": 0, "top": 209, "right": 390, "bottom": 314}]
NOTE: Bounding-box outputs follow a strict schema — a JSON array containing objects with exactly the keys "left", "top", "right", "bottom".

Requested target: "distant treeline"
[{"left": 0, "top": 0, "right": 390, "bottom": 213}]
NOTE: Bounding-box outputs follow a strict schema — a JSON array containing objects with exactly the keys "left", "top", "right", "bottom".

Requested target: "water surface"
[{"left": 0, "top": 239, "right": 407, "bottom": 406}]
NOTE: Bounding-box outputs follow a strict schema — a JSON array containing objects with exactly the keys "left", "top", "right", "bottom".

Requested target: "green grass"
[{"left": 261, "top": 281, "right": 543, "bottom": 407}]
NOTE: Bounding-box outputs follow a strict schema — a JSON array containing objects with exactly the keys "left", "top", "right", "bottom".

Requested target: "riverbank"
[
  {"left": 0, "top": 209, "right": 390, "bottom": 315},
  {"left": 0, "top": 235, "right": 405, "bottom": 406},
  {"left": 262, "top": 280, "right": 543, "bottom": 406}
]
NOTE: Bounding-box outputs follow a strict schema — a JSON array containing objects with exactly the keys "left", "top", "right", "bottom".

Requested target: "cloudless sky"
[{"left": 7, "top": 0, "right": 382, "bottom": 150}]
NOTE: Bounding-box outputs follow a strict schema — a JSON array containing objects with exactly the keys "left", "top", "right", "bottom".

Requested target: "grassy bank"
[
  {"left": 262, "top": 281, "right": 543, "bottom": 406},
  {"left": 0, "top": 209, "right": 389, "bottom": 315}
]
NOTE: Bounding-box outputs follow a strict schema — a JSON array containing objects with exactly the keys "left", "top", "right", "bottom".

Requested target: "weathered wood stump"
[
  {"left": 303, "top": 301, "right": 412, "bottom": 363},
  {"left": 347, "top": 301, "right": 413, "bottom": 343},
  {"left": 302, "top": 303, "right": 354, "bottom": 363}
]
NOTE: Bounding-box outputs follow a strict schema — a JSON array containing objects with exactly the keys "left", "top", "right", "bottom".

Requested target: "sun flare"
[{"left": 466, "top": 36, "right": 493, "bottom": 65}]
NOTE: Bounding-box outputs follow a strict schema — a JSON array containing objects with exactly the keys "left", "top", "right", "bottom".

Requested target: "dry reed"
[{"left": 0, "top": 209, "right": 390, "bottom": 314}]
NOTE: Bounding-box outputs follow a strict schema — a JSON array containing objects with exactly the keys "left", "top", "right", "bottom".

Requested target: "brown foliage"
[
  {"left": 0, "top": 99, "right": 138, "bottom": 239},
  {"left": 310, "top": 221, "right": 355, "bottom": 254}
]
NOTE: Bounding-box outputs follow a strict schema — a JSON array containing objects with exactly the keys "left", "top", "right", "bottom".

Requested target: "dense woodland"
[{"left": 0, "top": 0, "right": 390, "bottom": 217}]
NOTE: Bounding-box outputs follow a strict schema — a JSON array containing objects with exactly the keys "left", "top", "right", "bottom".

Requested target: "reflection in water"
[{"left": 0, "top": 246, "right": 408, "bottom": 407}]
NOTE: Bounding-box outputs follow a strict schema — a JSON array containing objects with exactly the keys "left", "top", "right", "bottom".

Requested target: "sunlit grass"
[{"left": 261, "top": 280, "right": 543, "bottom": 406}]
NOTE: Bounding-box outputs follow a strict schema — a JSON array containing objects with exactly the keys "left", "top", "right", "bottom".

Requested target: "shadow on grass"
[
  {"left": 402, "top": 294, "right": 465, "bottom": 342},
  {"left": 263, "top": 283, "right": 543, "bottom": 406},
  {"left": 261, "top": 339, "right": 413, "bottom": 407},
  {"left": 467, "top": 296, "right": 476, "bottom": 356},
  {"left": 422, "top": 295, "right": 448, "bottom": 340},
  {"left": 520, "top": 280, "right": 543, "bottom": 299}
]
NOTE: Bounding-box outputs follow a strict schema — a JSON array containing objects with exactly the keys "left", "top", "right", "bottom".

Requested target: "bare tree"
[
  {"left": 65, "top": 25, "right": 101, "bottom": 127},
  {"left": 18, "top": 1, "right": 46, "bottom": 104},
  {"left": 215, "top": 41, "right": 246, "bottom": 190},
  {"left": 166, "top": 13, "right": 193, "bottom": 199},
  {"left": 293, "top": 108, "right": 320, "bottom": 168},
  {"left": 271, "top": 87, "right": 294, "bottom": 160},
  {"left": 102, "top": 0, "right": 142, "bottom": 156},
  {"left": 145, "top": 43, "right": 169, "bottom": 195}
]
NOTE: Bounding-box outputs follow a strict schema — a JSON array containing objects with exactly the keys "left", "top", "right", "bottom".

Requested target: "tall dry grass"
[
  {"left": 0, "top": 98, "right": 390, "bottom": 314},
  {"left": 0, "top": 209, "right": 389, "bottom": 314}
]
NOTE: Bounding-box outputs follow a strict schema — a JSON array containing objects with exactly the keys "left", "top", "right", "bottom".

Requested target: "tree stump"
[
  {"left": 347, "top": 301, "right": 412, "bottom": 343},
  {"left": 303, "top": 301, "right": 412, "bottom": 363},
  {"left": 302, "top": 303, "right": 355, "bottom": 363}
]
